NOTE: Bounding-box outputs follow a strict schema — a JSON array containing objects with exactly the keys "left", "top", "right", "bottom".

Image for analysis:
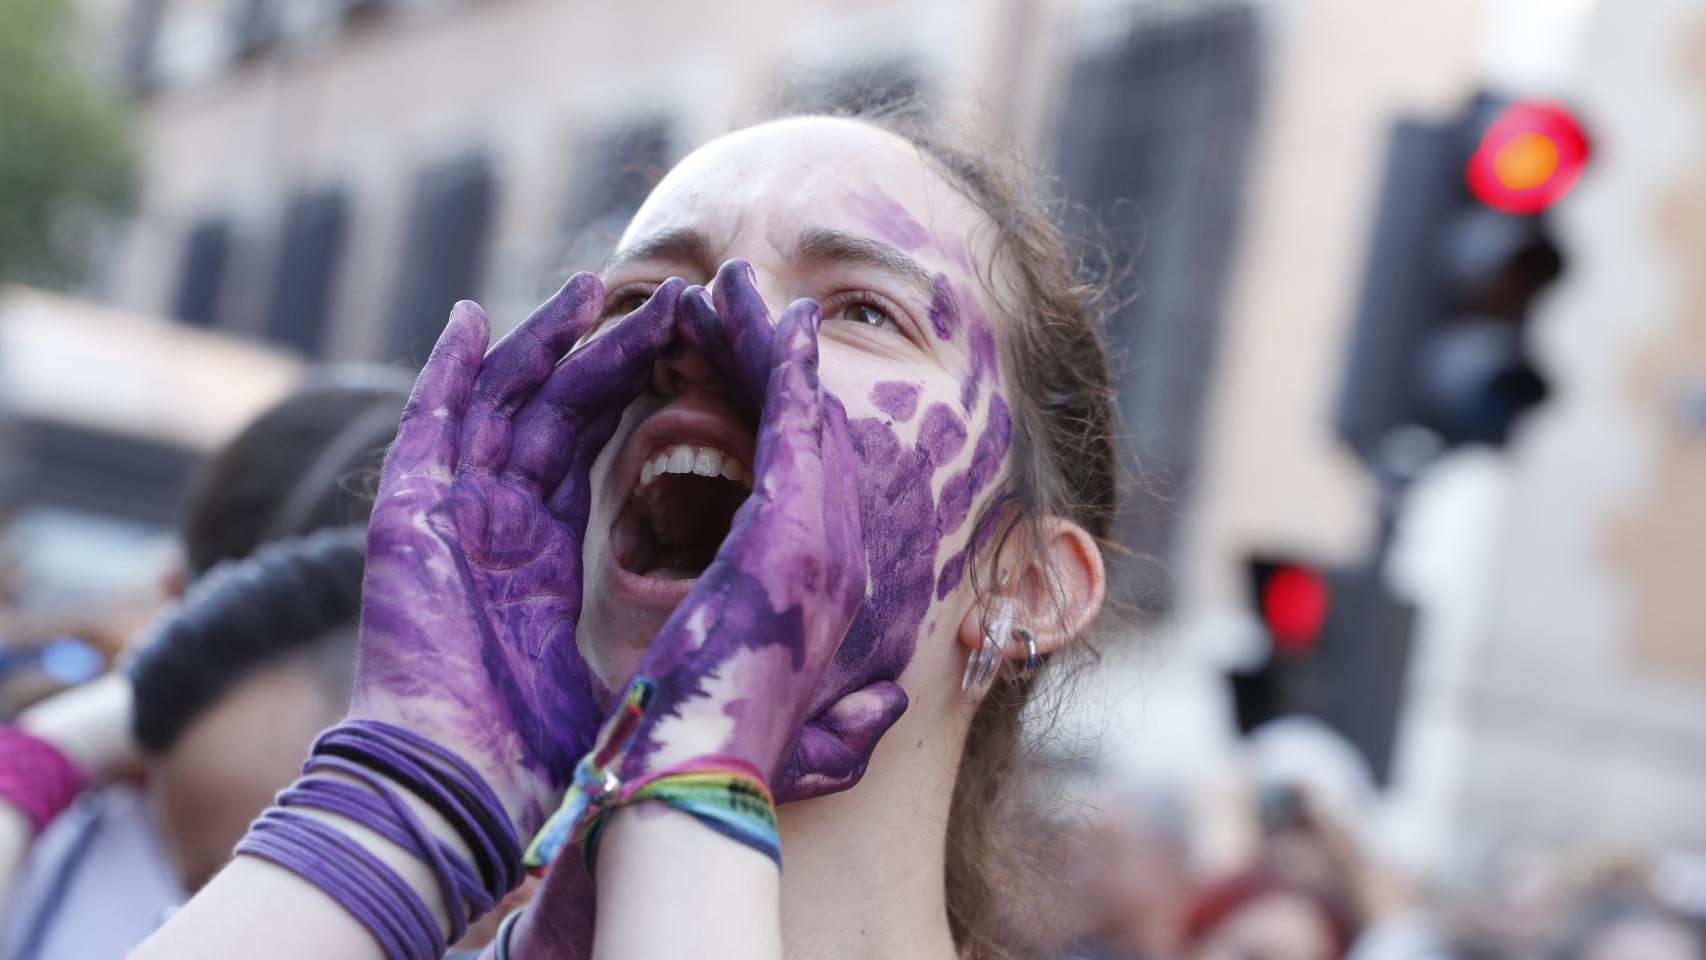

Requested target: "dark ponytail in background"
[{"left": 129, "top": 528, "right": 365, "bottom": 754}]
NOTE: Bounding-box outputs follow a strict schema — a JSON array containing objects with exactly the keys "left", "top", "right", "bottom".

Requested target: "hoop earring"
[
  {"left": 1014, "top": 627, "right": 1041, "bottom": 676},
  {"left": 962, "top": 600, "right": 1015, "bottom": 693}
]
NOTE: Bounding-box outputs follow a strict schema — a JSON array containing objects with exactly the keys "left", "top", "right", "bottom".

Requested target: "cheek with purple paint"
[{"left": 811, "top": 269, "right": 1011, "bottom": 714}]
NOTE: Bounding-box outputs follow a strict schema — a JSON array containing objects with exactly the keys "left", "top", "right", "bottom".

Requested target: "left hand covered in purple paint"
[
  {"left": 609, "top": 276, "right": 873, "bottom": 791},
  {"left": 351, "top": 274, "right": 685, "bottom": 833}
]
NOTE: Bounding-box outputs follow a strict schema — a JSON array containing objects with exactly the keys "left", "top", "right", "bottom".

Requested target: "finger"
[
  {"left": 459, "top": 273, "right": 604, "bottom": 475},
  {"left": 710, "top": 298, "right": 825, "bottom": 580},
  {"left": 386, "top": 300, "right": 490, "bottom": 478},
  {"left": 505, "top": 278, "right": 685, "bottom": 495},
  {"left": 746, "top": 298, "right": 825, "bottom": 495},
  {"left": 676, "top": 284, "right": 741, "bottom": 401},
  {"left": 777, "top": 681, "right": 908, "bottom": 802},
  {"left": 709, "top": 259, "right": 777, "bottom": 408},
  {"left": 542, "top": 406, "right": 621, "bottom": 532},
  {"left": 818, "top": 391, "right": 867, "bottom": 609}
]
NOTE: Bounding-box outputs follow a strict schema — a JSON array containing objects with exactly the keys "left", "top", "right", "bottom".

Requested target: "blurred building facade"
[{"left": 53, "top": 0, "right": 1706, "bottom": 886}]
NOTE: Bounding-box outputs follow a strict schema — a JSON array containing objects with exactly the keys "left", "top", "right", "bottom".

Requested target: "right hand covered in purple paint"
[
  {"left": 608, "top": 277, "right": 873, "bottom": 790},
  {"left": 351, "top": 275, "right": 684, "bottom": 833},
  {"left": 677, "top": 261, "right": 911, "bottom": 801}
]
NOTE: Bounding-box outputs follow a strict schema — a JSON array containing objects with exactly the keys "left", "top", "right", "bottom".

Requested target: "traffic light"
[
  {"left": 1228, "top": 556, "right": 1416, "bottom": 784},
  {"left": 1336, "top": 94, "right": 1591, "bottom": 468},
  {"left": 1229, "top": 558, "right": 1336, "bottom": 737}
]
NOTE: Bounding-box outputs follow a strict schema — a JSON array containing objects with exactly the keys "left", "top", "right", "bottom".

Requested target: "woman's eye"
[
  {"left": 605, "top": 291, "right": 651, "bottom": 318},
  {"left": 836, "top": 300, "right": 899, "bottom": 332}
]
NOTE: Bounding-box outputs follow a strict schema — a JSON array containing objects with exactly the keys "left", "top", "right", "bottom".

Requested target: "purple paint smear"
[
  {"left": 869, "top": 380, "right": 921, "bottom": 423},
  {"left": 842, "top": 188, "right": 932, "bottom": 251}
]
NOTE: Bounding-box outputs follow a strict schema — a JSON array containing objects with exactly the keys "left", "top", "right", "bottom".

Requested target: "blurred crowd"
[{"left": 1053, "top": 753, "right": 1706, "bottom": 960}]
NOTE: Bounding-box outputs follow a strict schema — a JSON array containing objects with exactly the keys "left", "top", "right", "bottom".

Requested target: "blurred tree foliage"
[{"left": 0, "top": 0, "right": 137, "bottom": 287}]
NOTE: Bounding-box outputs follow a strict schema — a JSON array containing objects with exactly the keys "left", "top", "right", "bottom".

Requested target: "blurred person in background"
[
  {"left": 1184, "top": 870, "right": 1355, "bottom": 960},
  {"left": 0, "top": 370, "right": 409, "bottom": 959},
  {"left": 0, "top": 531, "right": 362, "bottom": 959},
  {"left": 1551, "top": 890, "right": 1706, "bottom": 960},
  {"left": 1060, "top": 786, "right": 1194, "bottom": 960}
]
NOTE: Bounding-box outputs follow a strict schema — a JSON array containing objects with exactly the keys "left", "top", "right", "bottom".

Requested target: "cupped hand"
[
  {"left": 608, "top": 266, "right": 875, "bottom": 791},
  {"left": 351, "top": 274, "right": 684, "bottom": 832},
  {"left": 675, "top": 261, "right": 910, "bottom": 801}
]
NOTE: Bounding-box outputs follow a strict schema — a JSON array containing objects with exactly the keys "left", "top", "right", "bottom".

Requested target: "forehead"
[{"left": 619, "top": 116, "right": 991, "bottom": 272}]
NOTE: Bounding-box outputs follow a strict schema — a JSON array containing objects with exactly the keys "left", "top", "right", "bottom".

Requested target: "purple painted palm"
[{"left": 350, "top": 274, "right": 686, "bottom": 833}]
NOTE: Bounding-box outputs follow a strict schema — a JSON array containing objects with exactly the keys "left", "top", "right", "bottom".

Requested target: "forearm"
[
  {"left": 132, "top": 854, "right": 384, "bottom": 960},
  {"left": 0, "top": 703, "right": 96, "bottom": 915},
  {"left": 590, "top": 803, "right": 782, "bottom": 960},
  {"left": 133, "top": 724, "right": 513, "bottom": 960}
]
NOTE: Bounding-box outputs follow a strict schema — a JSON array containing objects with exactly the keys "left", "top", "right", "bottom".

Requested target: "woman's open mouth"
[
  {"left": 604, "top": 402, "right": 758, "bottom": 609},
  {"left": 611, "top": 442, "right": 752, "bottom": 581}
]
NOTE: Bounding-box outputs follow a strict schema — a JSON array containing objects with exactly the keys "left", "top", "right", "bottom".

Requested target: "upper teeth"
[{"left": 638, "top": 444, "right": 750, "bottom": 493}]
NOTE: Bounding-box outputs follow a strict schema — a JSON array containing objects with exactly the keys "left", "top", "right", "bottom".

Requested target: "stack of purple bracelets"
[{"left": 235, "top": 719, "right": 521, "bottom": 960}]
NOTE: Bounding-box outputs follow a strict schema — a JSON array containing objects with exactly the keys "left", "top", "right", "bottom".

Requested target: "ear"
[{"left": 955, "top": 514, "right": 1106, "bottom": 667}]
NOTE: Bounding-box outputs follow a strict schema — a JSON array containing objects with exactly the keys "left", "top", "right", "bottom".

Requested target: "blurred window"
[
  {"left": 172, "top": 216, "right": 233, "bottom": 329},
  {"left": 121, "top": 0, "right": 167, "bottom": 91},
  {"left": 389, "top": 153, "right": 496, "bottom": 364},
  {"left": 1054, "top": 2, "right": 1263, "bottom": 604},
  {"left": 228, "top": 0, "right": 279, "bottom": 59},
  {"left": 265, "top": 186, "right": 350, "bottom": 357}
]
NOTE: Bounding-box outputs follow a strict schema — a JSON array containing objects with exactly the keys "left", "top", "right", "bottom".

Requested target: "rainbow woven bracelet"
[{"left": 524, "top": 678, "right": 782, "bottom": 876}]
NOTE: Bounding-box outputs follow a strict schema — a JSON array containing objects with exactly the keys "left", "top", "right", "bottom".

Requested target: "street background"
[{"left": 5, "top": 0, "right": 1706, "bottom": 955}]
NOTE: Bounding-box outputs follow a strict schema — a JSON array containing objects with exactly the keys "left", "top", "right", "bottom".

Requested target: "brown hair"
[{"left": 799, "top": 100, "right": 1124, "bottom": 958}]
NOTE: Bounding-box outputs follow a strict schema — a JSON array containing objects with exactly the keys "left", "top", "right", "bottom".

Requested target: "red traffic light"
[
  {"left": 1261, "top": 564, "right": 1330, "bottom": 656},
  {"left": 1465, "top": 101, "right": 1590, "bottom": 214}
]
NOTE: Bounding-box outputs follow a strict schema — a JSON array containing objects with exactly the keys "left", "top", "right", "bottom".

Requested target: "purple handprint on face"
[{"left": 351, "top": 274, "right": 685, "bottom": 832}]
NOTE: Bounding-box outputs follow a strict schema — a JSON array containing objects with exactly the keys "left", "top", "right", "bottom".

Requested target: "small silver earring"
[
  {"left": 1014, "top": 627, "right": 1041, "bottom": 675},
  {"left": 963, "top": 600, "right": 1015, "bottom": 693}
]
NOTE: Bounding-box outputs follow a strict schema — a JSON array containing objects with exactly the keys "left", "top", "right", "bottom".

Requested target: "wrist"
[
  {"left": 345, "top": 699, "right": 547, "bottom": 837},
  {"left": 0, "top": 726, "right": 85, "bottom": 835},
  {"left": 16, "top": 674, "right": 137, "bottom": 782},
  {"left": 236, "top": 718, "right": 523, "bottom": 958}
]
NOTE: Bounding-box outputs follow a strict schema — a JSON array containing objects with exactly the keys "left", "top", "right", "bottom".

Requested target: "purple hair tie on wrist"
[
  {"left": 232, "top": 720, "right": 521, "bottom": 960},
  {"left": 279, "top": 762, "right": 493, "bottom": 945},
  {"left": 238, "top": 808, "right": 443, "bottom": 960},
  {"left": 0, "top": 726, "right": 84, "bottom": 836},
  {"left": 312, "top": 720, "right": 521, "bottom": 898}
]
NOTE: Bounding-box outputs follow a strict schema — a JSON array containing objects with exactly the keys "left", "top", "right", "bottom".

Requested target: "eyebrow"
[
  {"left": 602, "top": 226, "right": 717, "bottom": 277},
  {"left": 605, "top": 224, "right": 939, "bottom": 306},
  {"left": 793, "top": 227, "right": 936, "bottom": 305}
]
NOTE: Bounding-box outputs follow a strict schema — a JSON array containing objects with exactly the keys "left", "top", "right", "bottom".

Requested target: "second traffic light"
[
  {"left": 1229, "top": 557, "right": 1416, "bottom": 785},
  {"left": 1336, "top": 94, "right": 1590, "bottom": 467}
]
